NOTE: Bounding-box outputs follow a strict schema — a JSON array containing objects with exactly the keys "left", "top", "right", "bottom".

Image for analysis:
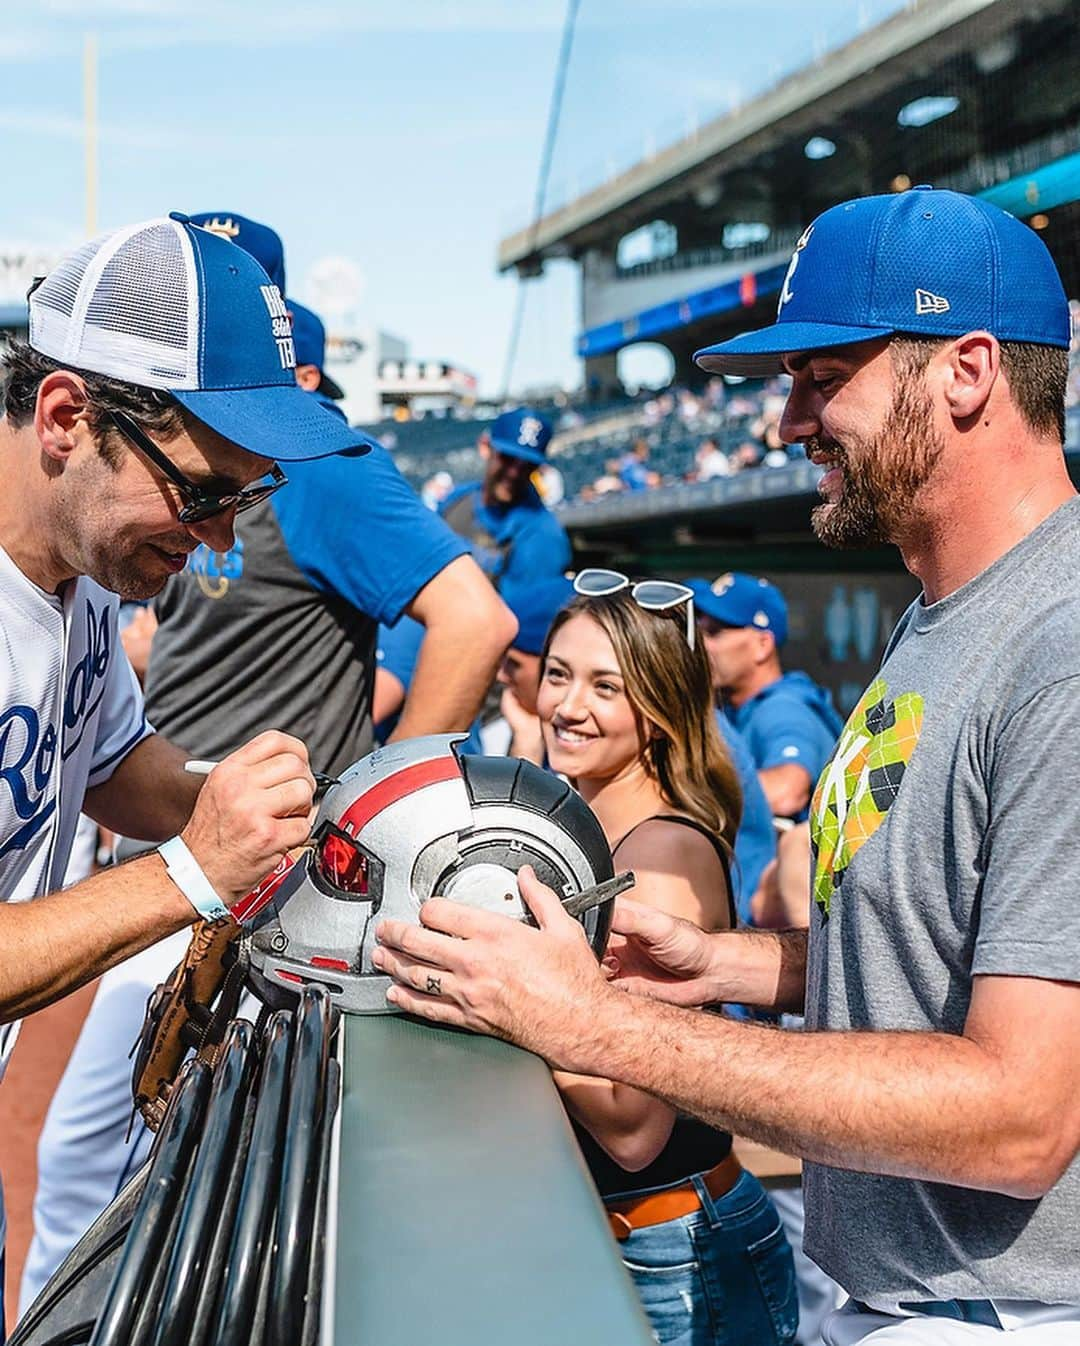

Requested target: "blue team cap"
[
  {"left": 28, "top": 214, "right": 369, "bottom": 463},
  {"left": 687, "top": 573, "right": 788, "bottom": 646},
  {"left": 489, "top": 407, "right": 554, "bottom": 465},
  {"left": 288, "top": 298, "right": 345, "bottom": 401},
  {"left": 502, "top": 576, "right": 575, "bottom": 655},
  {"left": 189, "top": 211, "right": 287, "bottom": 293},
  {"left": 694, "top": 188, "right": 1071, "bottom": 376}
]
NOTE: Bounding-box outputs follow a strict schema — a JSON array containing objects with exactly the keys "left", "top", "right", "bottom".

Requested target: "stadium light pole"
[
  {"left": 499, "top": 0, "right": 581, "bottom": 402},
  {"left": 84, "top": 33, "right": 98, "bottom": 237}
]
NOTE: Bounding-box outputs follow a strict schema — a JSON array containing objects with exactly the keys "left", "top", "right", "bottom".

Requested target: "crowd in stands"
[
  {"left": 389, "top": 308, "right": 1080, "bottom": 513},
  {"left": 398, "top": 376, "right": 808, "bottom": 510}
]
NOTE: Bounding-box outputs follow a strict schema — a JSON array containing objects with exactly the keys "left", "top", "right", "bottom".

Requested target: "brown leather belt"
[{"left": 606, "top": 1153, "right": 742, "bottom": 1241}]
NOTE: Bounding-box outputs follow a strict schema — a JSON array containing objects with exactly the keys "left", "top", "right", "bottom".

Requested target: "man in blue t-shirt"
[
  {"left": 440, "top": 408, "right": 572, "bottom": 589},
  {"left": 688, "top": 572, "right": 843, "bottom": 821}
]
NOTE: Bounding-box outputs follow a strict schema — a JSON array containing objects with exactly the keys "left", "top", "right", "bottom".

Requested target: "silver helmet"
[{"left": 246, "top": 735, "right": 614, "bottom": 1014}]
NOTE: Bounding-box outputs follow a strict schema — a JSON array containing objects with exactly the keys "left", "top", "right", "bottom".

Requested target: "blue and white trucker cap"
[
  {"left": 695, "top": 187, "right": 1071, "bottom": 377},
  {"left": 27, "top": 213, "right": 367, "bottom": 462}
]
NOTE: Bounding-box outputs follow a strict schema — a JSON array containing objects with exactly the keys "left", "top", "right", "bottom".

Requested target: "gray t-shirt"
[{"left": 805, "top": 495, "right": 1080, "bottom": 1304}]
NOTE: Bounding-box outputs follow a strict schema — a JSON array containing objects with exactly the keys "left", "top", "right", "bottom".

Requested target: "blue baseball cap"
[
  {"left": 489, "top": 407, "right": 553, "bottom": 465},
  {"left": 695, "top": 188, "right": 1071, "bottom": 376},
  {"left": 686, "top": 573, "right": 788, "bottom": 646},
  {"left": 28, "top": 214, "right": 369, "bottom": 463},
  {"left": 288, "top": 298, "right": 345, "bottom": 401},
  {"left": 502, "top": 576, "right": 575, "bottom": 655},
  {"left": 189, "top": 211, "right": 286, "bottom": 293}
]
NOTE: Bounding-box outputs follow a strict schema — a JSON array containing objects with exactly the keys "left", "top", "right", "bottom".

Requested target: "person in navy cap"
[
  {"left": 288, "top": 297, "right": 346, "bottom": 402},
  {"left": 440, "top": 407, "right": 572, "bottom": 589},
  {"left": 376, "top": 188, "right": 1080, "bottom": 1346},
  {"left": 687, "top": 572, "right": 842, "bottom": 821}
]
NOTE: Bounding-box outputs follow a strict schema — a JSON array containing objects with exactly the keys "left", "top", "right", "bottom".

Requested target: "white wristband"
[{"left": 158, "top": 836, "right": 230, "bottom": 922}]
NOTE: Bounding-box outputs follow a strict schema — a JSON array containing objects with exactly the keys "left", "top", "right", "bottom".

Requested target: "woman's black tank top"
[{"left": 572, "top": 814, "right": 734, "bottom": 1199}]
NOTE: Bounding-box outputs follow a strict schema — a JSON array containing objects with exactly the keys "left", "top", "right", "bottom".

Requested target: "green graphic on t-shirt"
[{"left": 810, "top": 677, "right": 923, "bottom": 917}]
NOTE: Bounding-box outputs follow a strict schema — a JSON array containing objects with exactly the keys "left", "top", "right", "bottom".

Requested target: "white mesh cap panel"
[
  {"left": 28, "top": 219, "right": 200, "bottom": 390},
  {"left": 30, "top": 236, "right": 101, "bottom": 318}
]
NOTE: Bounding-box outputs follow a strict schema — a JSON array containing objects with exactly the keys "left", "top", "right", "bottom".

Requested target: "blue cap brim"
[
  {"left": 173, "top": 383, "right": 374, "bottom": 462},
  {"left": 694, "top": 321, "right": 895, "bottom": 377},
  {"left": 490, "top": 436, "right": 546, "bottom": 466}
]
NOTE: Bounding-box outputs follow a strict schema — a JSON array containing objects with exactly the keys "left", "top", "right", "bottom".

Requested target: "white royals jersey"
[{"left": 0, "top": 543, "right": 151, "bottom": 1076}]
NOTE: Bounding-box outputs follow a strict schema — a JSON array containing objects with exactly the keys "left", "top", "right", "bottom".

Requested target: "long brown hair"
[{"left": 542, "top": 591, "right": 742, "bottom": 850}]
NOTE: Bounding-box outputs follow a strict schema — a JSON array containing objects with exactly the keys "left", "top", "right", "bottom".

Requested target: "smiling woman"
[{"left": 535, "top": 589, "right": 798, "bottom": 1346}]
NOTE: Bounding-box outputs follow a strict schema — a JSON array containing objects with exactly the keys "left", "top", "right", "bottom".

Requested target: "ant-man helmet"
[{"left": 246, "top": 736, "right": 614, "bottom": 1014}]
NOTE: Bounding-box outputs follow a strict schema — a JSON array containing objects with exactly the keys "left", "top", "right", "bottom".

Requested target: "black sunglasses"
[{"left": 106, "top": 409, "right": 287, "bottom": 524}]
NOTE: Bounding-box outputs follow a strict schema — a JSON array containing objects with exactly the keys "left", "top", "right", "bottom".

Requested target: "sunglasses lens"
[
  {"left": 633, "top": 581, "right": 691, "bottom": 609},
  {"left": 574, "top": 568, "right": 627, "bottom": 596},
  {"left": 234, "top": 488, "right": 271, "bottom": 516},
  {"left": 177, "top": 499, "right": 232, "bottom": 525}
]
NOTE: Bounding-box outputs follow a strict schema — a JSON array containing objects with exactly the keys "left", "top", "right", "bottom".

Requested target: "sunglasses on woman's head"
[{"left": 573, "top": 568, "right": 696, "bottom": 651}]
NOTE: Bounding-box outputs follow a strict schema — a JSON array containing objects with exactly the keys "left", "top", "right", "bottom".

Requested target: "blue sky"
[{"left": 1, "top": 0, "right": 903, "bottom": 397}]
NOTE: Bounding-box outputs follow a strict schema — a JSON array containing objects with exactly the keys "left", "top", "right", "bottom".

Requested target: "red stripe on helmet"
[
  {"left": 311, "top": 956, "right": 351, "bottom": 972},
  {"left": 231, "top": 852, "right": 297, "bottom": 924},
  {"left": 336, "top": 754, "right": 462, "bottom": 837}
]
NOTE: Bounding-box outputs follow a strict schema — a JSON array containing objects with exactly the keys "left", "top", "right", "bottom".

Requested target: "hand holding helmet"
[
  {"left": 373, "top": 865, "right": 624, "bottom": 1056},
  {"left": 245, "top": 735, "right": 621, "bottom": 1014}
]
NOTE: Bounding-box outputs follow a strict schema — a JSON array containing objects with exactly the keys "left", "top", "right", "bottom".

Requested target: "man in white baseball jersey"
[{"left": 0, "top": 213, "right": 366, "bottom": 1337}]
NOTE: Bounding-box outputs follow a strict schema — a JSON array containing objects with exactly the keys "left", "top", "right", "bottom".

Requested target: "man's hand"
[
  {"left": 372, "top": 867, "right": 616, "bottom": 1068},
  {"left": 604, "top": 898, "right": 722, "bottom": 1006},
  {"left": 180, "top": 730, "right": 315, "bottom": 908}
]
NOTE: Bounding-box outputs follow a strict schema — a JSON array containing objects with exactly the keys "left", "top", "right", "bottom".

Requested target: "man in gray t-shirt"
[
  {"left": 804, "top": 498, "right": 1080, "bottom": 1304},
  {"left": 372, "top": 189, "right": 1080, "bottom": 1344}
]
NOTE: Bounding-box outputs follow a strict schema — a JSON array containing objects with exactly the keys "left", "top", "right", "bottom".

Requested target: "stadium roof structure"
[{"left": 497, "top": 0, "right": 1046, "bottom": 274}]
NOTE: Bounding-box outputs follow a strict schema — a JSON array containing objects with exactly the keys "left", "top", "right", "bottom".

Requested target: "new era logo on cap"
[{"left": 915, "top": 288, "right": 950, "bottom": 315}]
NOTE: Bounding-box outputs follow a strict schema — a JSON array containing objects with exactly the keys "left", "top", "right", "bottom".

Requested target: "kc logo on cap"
[
  {"left": 778, "top": 223, "right": 814, "bottom": 312},
  {"left": 518, "top": 416, "right": 544, "bottom": 449},
  {"left": 199, "top": 215, "right": 241, "bottom": 240}
]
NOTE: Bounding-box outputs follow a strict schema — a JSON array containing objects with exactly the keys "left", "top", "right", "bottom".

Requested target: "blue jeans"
[{"left": 616, "top": 1169, "right": 799, "bottom": 1346}]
